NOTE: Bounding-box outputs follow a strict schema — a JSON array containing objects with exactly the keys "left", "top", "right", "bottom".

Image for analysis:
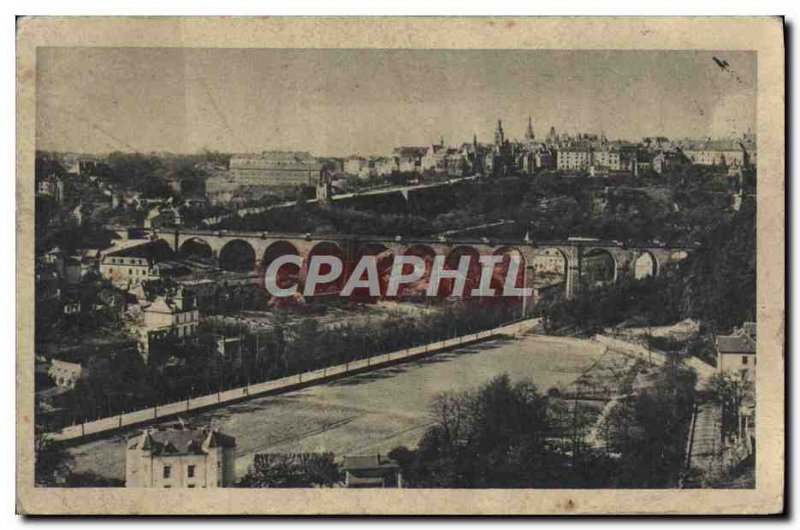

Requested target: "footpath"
[
  {"left": 591, "top": 334, "right": 734, "bottom": 485},
  {"left": 590, "top": 334, "right": 716, "bottom": 386}
]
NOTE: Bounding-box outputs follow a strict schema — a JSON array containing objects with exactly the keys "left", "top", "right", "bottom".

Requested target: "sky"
[{"left": 36, "top": 48, "right": 756, "bottom": 157}]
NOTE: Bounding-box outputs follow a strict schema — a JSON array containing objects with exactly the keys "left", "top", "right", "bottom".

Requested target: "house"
[
  {"left": 343, "top": 156, "right": 371, "bottom": 179},
  {"left": 144, "top": 205, "right": 182, "bottom": 229},
  {"left": 652, "top": 149, "right": 689, "bottom": 174},
  {"left": 715, "top": 322, "right": 757, "bottom": 377},
  {"left": 373, "top": 157, "right": 395, "bottom": 177},
  {"left": 37, "top": 174, "right": 64, "bottom": 203},
  {"left": 48, "top": 360, "right": 84, "bottom": 389},
  {"left": 341, "top": 454, "right": 403, "bottom": 488},
  {"left": 99, "top": 239, "right": 175, "bottom": 287},
  {"left": 392, "top": 147, "right": 427, "bottom": 173},
  {"left": 135, "top": 288, "right": 200, "bottom": 362},
  {"left": 125, "top": 424, "right": 236, "bottom": 488},
  {"left": 62, "top": 296, "right": 82, "bottom": 315}
]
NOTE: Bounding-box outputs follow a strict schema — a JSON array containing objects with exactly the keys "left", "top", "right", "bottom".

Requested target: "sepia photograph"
[{"left": 15, "top": 16, "right": 785, "bottom": 515}]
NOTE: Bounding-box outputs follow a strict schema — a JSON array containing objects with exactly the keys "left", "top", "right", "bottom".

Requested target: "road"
[{"left": 67, "top": 333, "right": 618, "bottom": 483}]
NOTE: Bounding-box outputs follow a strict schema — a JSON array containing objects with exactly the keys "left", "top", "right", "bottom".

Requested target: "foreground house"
[
  {"left": 341, "top": 455, "right": 403, "bottom": 488},
  {"left": 126, "top": 424, "right": 236, "bottom": 488}
]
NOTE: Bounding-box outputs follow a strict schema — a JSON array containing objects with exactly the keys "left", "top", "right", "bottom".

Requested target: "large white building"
[
  {"left": 679, "top": 138, "right": 755, "bottom": 167},
  {"left": 99, "top": 240, "right": 175, "bottom": 287},
  {"left": 126, "top": 424, "right": 236, "bottom": 488}
]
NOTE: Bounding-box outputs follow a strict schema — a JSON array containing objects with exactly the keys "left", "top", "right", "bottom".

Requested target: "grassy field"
[{"left": 66, "top": 333, "right": 629, "bottom": 483}]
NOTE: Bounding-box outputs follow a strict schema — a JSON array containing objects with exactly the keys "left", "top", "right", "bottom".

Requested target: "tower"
[
  {"left": 316, "top": 168, "right": 332, "bottom": 203},
  {"left": 494, "top": 119, "right": 505, "bottom": 146},
  {"left": 525, "top": 117, "right": 535, "bottom": 141},
  {"left": 471, "top": 133, "right": 481, "bottom": 174}
]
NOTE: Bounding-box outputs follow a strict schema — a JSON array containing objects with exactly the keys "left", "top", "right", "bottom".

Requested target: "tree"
[
  {"left": 605, "top": 352, "right": 697, "bottom": 487},
  {"left": 238, "top": 453, "right": 340, "bottom": 488},
  {"left": 35, "top": 433, "right": 73, "bottom": 486},
  {"left": 398, "top": 374, "right": 552, "bottom": 488},
  {"left": 708, "top": 370, "right": 753, "bottom": 439}
]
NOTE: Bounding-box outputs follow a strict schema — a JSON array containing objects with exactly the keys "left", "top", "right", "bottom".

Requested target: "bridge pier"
[{"left": 139, "top": 228, "right": 688, "bottom": 301}]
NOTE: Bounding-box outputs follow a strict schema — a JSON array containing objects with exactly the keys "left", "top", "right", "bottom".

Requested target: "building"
[
  {"left": 36, "top": 174, "right": 65, "bottom": 203},
  {"left": 557, "top": 145, "right": 593, "bottom": 171},
  {"left": 341, "top": 454, "right": 403, "bottom": 488},
  {"left": 392, "top": 147, "right": 427, "bottom": 173},
  {"left": 136, "top": 288, "right": 200, "bottom": 361},
  {"left": 144, "top": 205, "right": 182, "bottom": 229},
  {"left": 62, "top": 293, "right": 82, "bottom": 315},
  {"left": 680, "top": 139, "right": 753, "bottom": 167},
  {"left": 48, "top": 360, "right": 83, "bottom": 389},
  {"left": 228, "top": 151, "right": 328, "bottom": 187},
  {"left": 421, "top": 141, "right": 447, "bottom": 172},
  {"left": 591, "top": 148, "right": 623, "bottom": 171},
  {"left": 99, "top": 239, "right": 175, "bottom": 287},
  {"left": 484, "top": 120, "right": 516, "bottom": 177},
  {"left": 373, "top": 157, "right": 395, "bottom": 177},
  {"left": 125, "top": 424, "right": 236, "bottom": 488},
  {"left": 141, "top": 289, "right": 199, "bottom": 338},
  {"left": 652, "top": 149, "right": 689, "bottom": 174},
  {"left": 715, "top": 322, "right": 757, "bottom": 378},
  {"left": 343, "top": 156, "right": 372, "bottom": 179}
]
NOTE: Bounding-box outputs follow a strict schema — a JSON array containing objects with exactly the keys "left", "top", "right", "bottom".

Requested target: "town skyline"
[{"left": 36, "top": 48, "right": 756, "bottom": 157}]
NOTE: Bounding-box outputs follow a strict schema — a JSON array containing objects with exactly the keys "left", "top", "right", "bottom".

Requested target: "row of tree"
[{"left": 40, "top": 300, "right": 521, "bottom": 430}]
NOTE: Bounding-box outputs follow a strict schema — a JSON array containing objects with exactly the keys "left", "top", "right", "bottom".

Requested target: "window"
[
  {"left": 742, "top": 356, "right": 749, "bottom": 365},
  {"left": 187, "top": 465, "right": 195, "bottom": 478},
  {"left": 188, "top": 484, "right": 195, "bottom": 488},
  {"left": 163, "top": 465, "right": 171, "bottom": 479}
]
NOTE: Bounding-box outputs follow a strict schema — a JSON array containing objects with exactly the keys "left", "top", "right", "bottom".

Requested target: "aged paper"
[{"left": 17, "top": 17, "right": 784, "bottom": 514}]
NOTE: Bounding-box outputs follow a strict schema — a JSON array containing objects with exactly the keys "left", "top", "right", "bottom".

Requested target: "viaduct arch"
[{"left": 137, "top": 228, "right": 688, "bottom": 303}]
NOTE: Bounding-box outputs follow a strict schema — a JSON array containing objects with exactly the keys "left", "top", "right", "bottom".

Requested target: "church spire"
[
  {"left": 494, "top": 119, "right": 505, "bottom": 146},
  {"left": 525, "top": 116, "right": 535, "bottom": 140}
]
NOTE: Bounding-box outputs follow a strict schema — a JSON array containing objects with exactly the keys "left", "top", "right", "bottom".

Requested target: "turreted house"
[{"left": 125, "top": 423, "right": 236, "bottom": 488}]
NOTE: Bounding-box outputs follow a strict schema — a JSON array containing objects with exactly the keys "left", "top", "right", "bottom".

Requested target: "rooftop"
[
  {"left": 342, "top": 454, "right": 399, "bottom": 471},
  {"left": 127, "top": 423, "right": 236, "bottom": 456},
  {"left": 392, "top": 146, "right": 428, "bottom": 158},
  {"left": 103, "top": 239, "right": 174, "bottom": 262},
  {"left": 716, "top": 334, "right": 756, "bottom": 355}
]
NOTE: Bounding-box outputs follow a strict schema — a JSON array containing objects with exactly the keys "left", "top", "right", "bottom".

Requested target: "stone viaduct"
[{"left": 110, "top": 227, "right": 692, "bottom": 301}]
